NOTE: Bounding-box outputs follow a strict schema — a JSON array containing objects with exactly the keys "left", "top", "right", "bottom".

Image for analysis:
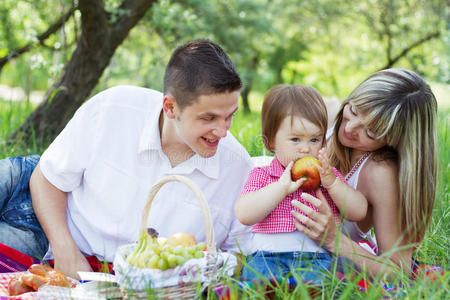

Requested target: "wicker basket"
[{"left": 114, "top": 175, "right": 227, "bottom": 299}]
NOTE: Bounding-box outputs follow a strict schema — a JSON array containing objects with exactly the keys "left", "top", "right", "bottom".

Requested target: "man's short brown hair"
[
  {"left": 261, "top": 84, "right": 328, "bottom": 153},
  {"left": 163, "top": 39, "right": 242, "bottom": 111}
]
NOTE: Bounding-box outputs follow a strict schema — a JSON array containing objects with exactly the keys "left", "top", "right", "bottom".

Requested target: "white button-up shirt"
[{"left": 40, "top": 86, "right": 253, "bottom": 262}]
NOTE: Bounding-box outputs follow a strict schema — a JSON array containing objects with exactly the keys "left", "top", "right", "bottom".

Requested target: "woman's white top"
[{"left": 342, "top": 154, "right": 378, "bottom": 253}]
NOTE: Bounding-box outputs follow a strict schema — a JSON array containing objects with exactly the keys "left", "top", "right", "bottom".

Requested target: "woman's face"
[{"left": 338, "top": 103, "right": 386, "bottom": 152}]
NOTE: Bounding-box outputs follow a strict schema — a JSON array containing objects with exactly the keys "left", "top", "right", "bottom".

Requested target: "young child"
[{"left": 234, "top": 84, "right": 368, "bottom": 282}]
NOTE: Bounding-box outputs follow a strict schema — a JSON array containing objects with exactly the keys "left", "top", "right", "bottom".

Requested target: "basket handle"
[{"left": 139, "top": 175, "right": 217, "bottom": 257}]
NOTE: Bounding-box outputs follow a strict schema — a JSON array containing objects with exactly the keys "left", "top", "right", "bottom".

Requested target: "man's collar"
[
  {"left": 166, "top": 153, "right": 220, "bottom": 179},
  {"left": 138, "top": 100, "right": 220, "bottom": 179},
  {"left": 138, "top": 101, "right": 163, "bottom": 153}
]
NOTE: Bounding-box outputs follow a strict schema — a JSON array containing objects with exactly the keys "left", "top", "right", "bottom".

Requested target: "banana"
[{"left": 126, "top": 229, "right": 149, "bottom": 266}]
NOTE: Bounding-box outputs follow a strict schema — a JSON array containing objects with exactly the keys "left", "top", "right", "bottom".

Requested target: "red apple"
[{"left": 291, "top": 156, "right": 322, "bottom": 191}]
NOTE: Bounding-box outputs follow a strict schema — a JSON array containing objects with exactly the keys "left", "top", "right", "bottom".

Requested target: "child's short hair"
[{"left": 261, "top": 84, "right": 328, "bottom": 153}]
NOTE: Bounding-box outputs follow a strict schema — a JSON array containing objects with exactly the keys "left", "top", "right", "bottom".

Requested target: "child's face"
[{"left": 273, "top": 115, "right": 324, "bottom": 168}]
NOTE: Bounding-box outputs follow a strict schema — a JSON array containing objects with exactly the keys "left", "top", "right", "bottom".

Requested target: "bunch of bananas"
[{"left": 126, "top": 228, "right": 206, "bottom": 270}]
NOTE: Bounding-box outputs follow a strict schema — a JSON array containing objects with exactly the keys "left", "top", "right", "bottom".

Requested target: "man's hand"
[
  {"left": 53, "top": 246, "right": 92, "bottom": 280},
  {"left": 30, "top": 163, "right": 92, "bottom": 280}
]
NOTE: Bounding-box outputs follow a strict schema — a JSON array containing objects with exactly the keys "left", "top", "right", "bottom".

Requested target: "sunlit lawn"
[{"left": 1, "top": 98, "right": 448, "bottom": 298}]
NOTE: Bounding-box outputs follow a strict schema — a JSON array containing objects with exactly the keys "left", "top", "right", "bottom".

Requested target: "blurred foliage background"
[{"left": 0, "top": 0, "right": 448, "bottom": 115}]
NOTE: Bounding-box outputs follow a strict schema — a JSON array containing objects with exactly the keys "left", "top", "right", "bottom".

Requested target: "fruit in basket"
[
  {"left": 291, "top": 156, "right": 322, "bottom": 191},
  {"left": 166, "top": 232, "right": 197, "bottom": 247},
  {"left": 127, "top": 228, "right": 206, "bottom": 270}
]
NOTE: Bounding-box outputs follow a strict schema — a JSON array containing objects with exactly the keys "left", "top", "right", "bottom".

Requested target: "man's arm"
[{"left": 30, "top": 162, "right": 92, "bottom": 279}]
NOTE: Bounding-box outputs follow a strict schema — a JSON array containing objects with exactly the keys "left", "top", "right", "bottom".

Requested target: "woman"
[{"left": 291, "top": 68, "right": 438, "bottom": 278}]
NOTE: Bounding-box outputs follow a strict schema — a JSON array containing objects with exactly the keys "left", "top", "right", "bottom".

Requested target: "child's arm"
[
  {"left": 317, "top": 148, "right": 368, "bottom": 221},
  {"left": 234, "top": 161, "right": 305, "bottom": 226}
]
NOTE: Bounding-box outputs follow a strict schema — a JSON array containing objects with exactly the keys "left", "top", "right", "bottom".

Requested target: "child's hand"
[
  {"left": 279, "top": 161, "right": 306, "bottom": 195},
  {"left": 317, "top": 148, "right": 337, "bottom": 189}
]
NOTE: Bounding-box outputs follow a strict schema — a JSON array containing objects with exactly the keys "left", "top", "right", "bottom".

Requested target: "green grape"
[
  {"left": 160, "top": 251, "right": 170, "bottom": 261},
  {"left": 194, "top": 250, "right": 204, "bottom": 259},
  {"left": 147, "top": 255, "right": 160, "bottom": 269},
  {"left": 167, "top": 254, "right": 177, "bottom": 268},
  {"left": 157, "top": 257, "right": 169, "bottom": 270},
  {"left": 187, "top": 246, "right": 197, "bottom": 255},
  {"left": 161, "top": 244, "right": 172, "bottom": 253},
  {"left": 196, "top": 242, "right": 206, "bottom": 251},
  {"left": 176, "top": 255, "right": 187, "bottom": 266},
  {"left": 173, "top": 246, "right": 184, "bottom": 255}
]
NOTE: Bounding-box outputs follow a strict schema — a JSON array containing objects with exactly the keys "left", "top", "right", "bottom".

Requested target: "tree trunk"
[
  {"left": 241, "top": 55, "right": 260, "bottom": 114},
  {"left": 241, "top": 84, "right": 251, "bottom": 114},
  {"left": 275, "top": 67, "right": 283, "bottom": 84},
  {"left": 9, "top": 0, "right": 155, "bottom": 146}
]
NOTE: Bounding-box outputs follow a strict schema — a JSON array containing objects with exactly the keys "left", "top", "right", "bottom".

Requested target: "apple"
[
  {"left": 291, "top": 156, "right": 322, "bottom": 191},
  {"left": 166, "top": 232, "right": 197, "bottom": 247}
]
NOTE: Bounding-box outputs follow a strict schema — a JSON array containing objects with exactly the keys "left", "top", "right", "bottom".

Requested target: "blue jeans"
[
  {"left": 0, "top": 155, "right": 48, "bottom": 259},
  {"left": 241, "top": 251, "right": 332, "bottom": 284}
]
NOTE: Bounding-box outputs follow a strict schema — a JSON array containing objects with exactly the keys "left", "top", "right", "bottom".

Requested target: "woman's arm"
[
  {"left": 30, "top": 163, "right": 92, "bottom": 279},
  {"left": 292, "top": 175, "right": 412, "bottom": 280},
  {"left": 317, "top": 148, "right": 367, "bottom": 221},
  {"left": 357, "top": 159, "right": 413, "bottom": 273},
  {"left": 235, "top": 161, "right": 305, "bottom": 226}
]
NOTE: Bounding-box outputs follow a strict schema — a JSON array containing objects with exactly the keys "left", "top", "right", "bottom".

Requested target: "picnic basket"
[{"left": 114, "top": 175, "right": 236, "bottom": 299}]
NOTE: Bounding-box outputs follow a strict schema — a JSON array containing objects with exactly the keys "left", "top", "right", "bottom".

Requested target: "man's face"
[{"left": 172, "top": 91, "right": 240, "bottom": 158}]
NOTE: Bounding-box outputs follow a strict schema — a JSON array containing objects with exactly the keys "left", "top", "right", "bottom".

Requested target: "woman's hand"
[{"left": 291, "top": 189, "right": 337, "bottom": 251}]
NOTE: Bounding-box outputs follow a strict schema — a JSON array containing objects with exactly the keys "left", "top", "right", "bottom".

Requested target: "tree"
[
  {"left": 10, "top": 0, "right": 155, "bottom": 146},
  {"left": 0, "top": 5, "right": 76, "bottom": 73},
  {"left": 356, "top": 0, "right": 444, "bottom": 71},
  {"left": 150, "top": 0, "right": 274, "bottom": 113}
]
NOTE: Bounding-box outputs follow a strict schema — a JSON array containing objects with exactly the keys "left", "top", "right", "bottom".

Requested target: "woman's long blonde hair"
[{"left": 329, "top": 68, "right": 438, "bottom": 242}]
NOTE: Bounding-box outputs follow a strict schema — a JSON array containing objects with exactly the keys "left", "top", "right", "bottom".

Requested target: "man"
[{"left": 10, "top": 40, "right": 252, "bottom": 279}]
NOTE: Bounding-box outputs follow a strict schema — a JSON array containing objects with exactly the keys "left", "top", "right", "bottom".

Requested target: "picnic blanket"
[
  {"left": 0, "top": 243, "right": 40, "bottom": 273},
  {"left": 0, "top": 243, "right": 113, "bottom": 274},
  {"left": 1, "top": 242, "right": 445, "bottom": 299},
  {"left": 0, "top": 242, "right": 112, "bottom": 298}
]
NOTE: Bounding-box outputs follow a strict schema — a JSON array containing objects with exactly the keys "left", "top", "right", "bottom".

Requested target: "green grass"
[
  {"left": 1, "top": 99, "right": 449, "bottom": 298},
  {"left": 0, "top": 100, "right": 39, "bottom": 157}
]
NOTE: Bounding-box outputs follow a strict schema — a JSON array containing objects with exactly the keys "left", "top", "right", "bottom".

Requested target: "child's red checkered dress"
[{"left": 240, "top": 157, "right": 341, "bottom": 233}]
